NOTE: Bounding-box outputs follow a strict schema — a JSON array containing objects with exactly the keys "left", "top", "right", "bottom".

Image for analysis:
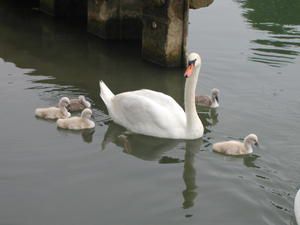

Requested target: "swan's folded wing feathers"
[
  {"left": 132, "top": 89, "right": 179, "bottom": 107},
  {"left": 111, "top": 91, "right": 186, "bottom": 137}
]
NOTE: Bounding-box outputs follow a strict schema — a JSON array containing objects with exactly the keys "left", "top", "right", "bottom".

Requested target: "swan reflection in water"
[
  {"left": 57, "top": 127, "right": 95, "bottom": 143},
  {"left": 102, "top": 122, "right": 202, "bottom": 209},
  {"left": 197, "top": 107, "right": 219, "bottom": 133},
  {"left": 243, "top": 154, "right": 260, "bottom": 168},
  {"left": 182, "top": 138, "right": 202, "bottom": 209},
  {"left": 102, "top": 122, "right": 181, "bottom": 161}
]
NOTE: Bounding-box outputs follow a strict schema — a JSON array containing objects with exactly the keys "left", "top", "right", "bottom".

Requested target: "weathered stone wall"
[
  {"left": 36, "top": 0, "right": 214, "bottom": 67},
  {"left": 142, "top": 0, "right": 188, "bottom": 67},
  {"left": 88, "top": 0, "right": 142, "bottom": 40},
  {"left": 190, "top": 0, "right": 213, "bottom": 9},
  {"left": 88, "top": 0, "right": 120, "bottom": 39},
  {"left": 120, "top": 0, "right": 143, "bottom": 39}
]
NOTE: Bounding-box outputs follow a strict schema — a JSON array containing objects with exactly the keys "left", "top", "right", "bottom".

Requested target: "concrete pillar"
[
  {"left": 142, "top": 0, "right": 189, "bottom": 67},
  {"left": 88, "top": 0, "right": 142, "bottom": 40},
  {"left": 190, "top": 0, "right": 214, "bottom": 9},
  {"left": 119, "top": 0, "right": 143, "bottom": 39},
  {"left": 40, "top": 0, "right": 87, "bottom": 20},
  {"left": 88, "top": 0, "right": 120, "bottom": 39}
]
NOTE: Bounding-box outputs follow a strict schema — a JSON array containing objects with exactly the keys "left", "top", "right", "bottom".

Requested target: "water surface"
[{"left": 0, "top": 1, "right": 300, "bottom": 225}]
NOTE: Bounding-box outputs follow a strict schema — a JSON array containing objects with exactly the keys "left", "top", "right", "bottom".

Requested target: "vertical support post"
[
  {"left": 142, "top": 0, "right": 188, "bottom": 67},
  {"left": 182, "top": 0, "right": 189, "bottom": 66},
  {"left": 87, "top": 0, "right": 121, "bottom": 39},
  {"left": 87, "top": 0, "right": 142, "bottom": 40},
  {"left": 119, "top": 0, "right": 143, "bottom": 39}
]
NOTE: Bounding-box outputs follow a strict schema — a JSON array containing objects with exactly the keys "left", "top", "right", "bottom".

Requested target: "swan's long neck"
[{"left": 184, "top": 65, "right": 203, "bottom": 134}]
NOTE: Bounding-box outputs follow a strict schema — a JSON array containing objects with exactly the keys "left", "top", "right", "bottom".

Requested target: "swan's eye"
[{"left": 188, "top": 59, "right": 197, "bottom": 65}]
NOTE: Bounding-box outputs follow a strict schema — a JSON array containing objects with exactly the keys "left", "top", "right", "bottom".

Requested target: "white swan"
[
  {"left": 295, "top": 189, "right": 300, "bottom": 224},
  {"left": 67, "top": 95, "right": 91, "bottom": 112},
  {"left": 99, "top": 52, "right": 204, "bottom": 139},
  {"left": 196, "top": 88, "right": 220, "bottom": 108},
  {"left": 212, "top": 134, "right": 258, "bottom": 155},
  {"left": 57, "top": 108, "right": 95, "bottom": 130},
  {"left": 35, "top": 97, "right": 71, "bottom": 119}
]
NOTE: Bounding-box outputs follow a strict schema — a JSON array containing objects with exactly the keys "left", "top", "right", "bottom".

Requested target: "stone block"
[
  {"left": 189, "top": 0, "right": 214, "bottom": 9},
  {"left": 88, "top": 0, "right": 142, "bottom": 40},
  {"left": 142, "top": 0, "right": 188, "bottom": 67}
]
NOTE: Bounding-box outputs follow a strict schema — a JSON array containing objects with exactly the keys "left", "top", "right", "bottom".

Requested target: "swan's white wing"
[
  {"left": 131, "top": 89, "right": 182, "bottom": 107},
  {"left": 110, "top": 90, "right": 186, "bottom": 138}
]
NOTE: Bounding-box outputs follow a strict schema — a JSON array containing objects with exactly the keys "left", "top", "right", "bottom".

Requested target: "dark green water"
[{"left": 0, "top": 0, "right": 299, "bottom": 224}]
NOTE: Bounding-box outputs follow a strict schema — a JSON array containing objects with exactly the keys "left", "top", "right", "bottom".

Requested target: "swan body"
[
  {"left": 35, "top": 97, "right": 71, "bottom": 120},
  {"left": 196, "top": 88, "right": 220, "bottom": 108},
  {"left": 100, "top": 53, "right": 204, "bottom": 139},
  {"left": 57, "top": 108, "right": 95, "bottom": 130},
  {"left": 295, "top": 189, "right": 300, "bottom": 224},
  {"left": 213, "top": 134, "right": 258, "bottom": 155},
  {"left": 67, "top": 95, "right": 91, "bottom": 112}
]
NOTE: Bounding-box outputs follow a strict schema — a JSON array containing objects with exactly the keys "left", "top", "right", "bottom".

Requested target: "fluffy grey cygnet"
[
  {"left": 35, "top": 97, "right": 71, "bottom": 119},
  {"left": 67, "top": 95, "right": 91, "bottom": 112},
  {"left": 213, "top": 134, "right": 258, "bottom": 155},
  {"left": 57, "top": 108, "right": 95, "bottom": 130},
  {"left": 195, "top": 88, "right": 220, "bottom": 108}
]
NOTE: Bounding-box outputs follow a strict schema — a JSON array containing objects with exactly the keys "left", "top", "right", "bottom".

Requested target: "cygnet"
[{"left": 213, "top": 134, "right": 258, "bottom": 155}]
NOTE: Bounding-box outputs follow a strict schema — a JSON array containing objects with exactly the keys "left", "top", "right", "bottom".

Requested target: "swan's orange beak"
[{"left": 184, "top": 64, "right": 194, "bottom": 78}]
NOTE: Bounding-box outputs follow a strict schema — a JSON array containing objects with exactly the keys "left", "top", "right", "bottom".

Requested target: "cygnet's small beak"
[
  {"left": 254, "top": 142, "right": 259, "bottom": 147},
  {"left": 184, "top": 64, "right": 194, "bottom": 78},
  {"left": 215, "top": 96, "right": 219, "bottom": 103}
]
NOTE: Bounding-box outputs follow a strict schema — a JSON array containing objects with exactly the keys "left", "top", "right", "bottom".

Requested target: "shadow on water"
[
  {"left": 197, "top": 107, "right": 219, "bottom": 134},
  {"left": 0, "top": 2, "right": 185, "bottom": 112},
  {"left": 243, "top": 154, "right": 260, "bottom": 168},
  {"left": 101, "top": 122, "right": 181, "bottom": 161},
  {"left": 102, "top": 122, "right": 202, "bottom": 209},
  {"left": 0, "top": 1, "right": 219, "bottom": 146},
  {"left": 236, "top": 0, "right": 300, "bottom": 67},
  {"left": 1, "top": 2, "right": 298, "bottom": 225},
  {"left": 57, "top": 127, "right": 95, "bottom": 143},
  {"left": 182, "top": 139, "right": 202, "bottom": 209},
  {"left": 0, "top": 4, "right": 212, "bottom": 211}
]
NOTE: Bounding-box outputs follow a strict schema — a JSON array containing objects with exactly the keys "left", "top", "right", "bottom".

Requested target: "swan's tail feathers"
[{"left": 99, "top": 80, "right": 114, "bottom": 107}]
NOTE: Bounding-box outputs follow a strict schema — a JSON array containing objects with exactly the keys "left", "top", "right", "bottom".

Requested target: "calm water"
[{"left": 0, "top": 0, "right": 300, "bottom": 224}]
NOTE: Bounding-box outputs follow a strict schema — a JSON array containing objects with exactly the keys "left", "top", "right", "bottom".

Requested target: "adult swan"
[
  {"left": 295, "top": 188, "right": 300, "bottom": 224},
  {"left": 99, "top": 52, "right": 204, "bottom": 140}
]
